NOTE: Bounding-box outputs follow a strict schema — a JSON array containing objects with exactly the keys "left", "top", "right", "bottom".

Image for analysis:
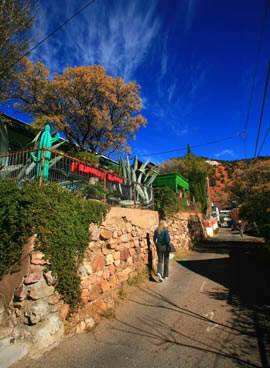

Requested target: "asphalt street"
[{"left": 12, "top": 228, "right": 270, "bottom": 368}]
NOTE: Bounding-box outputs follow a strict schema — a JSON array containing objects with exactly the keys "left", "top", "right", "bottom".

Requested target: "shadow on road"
[
  {"left": 177, "top": 236, "right": 270, "bottom": 368},
  {"left": 101, "top": 234, "right": 270, "bottom": 368},
  {"left": 108, "top": 286, "right": 263, "bottom": 368}
]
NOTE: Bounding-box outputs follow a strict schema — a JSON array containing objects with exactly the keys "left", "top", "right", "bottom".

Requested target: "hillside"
[{"left": 207, "top": 156, "right": 270, "bottom": 208}]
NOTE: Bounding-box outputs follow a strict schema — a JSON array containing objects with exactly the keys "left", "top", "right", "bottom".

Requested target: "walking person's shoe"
[{"left": 157, "top": 273, "right": 163, "bottom": 282}]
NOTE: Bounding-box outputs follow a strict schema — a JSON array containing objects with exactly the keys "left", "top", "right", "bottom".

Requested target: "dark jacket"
[{"left": 154, "top": 229, "right": 170, "bottom": 250}]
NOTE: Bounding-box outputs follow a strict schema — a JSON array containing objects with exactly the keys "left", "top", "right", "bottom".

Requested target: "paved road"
[{"left": 12, "top": 228, "right": 270, "bottom": 368}]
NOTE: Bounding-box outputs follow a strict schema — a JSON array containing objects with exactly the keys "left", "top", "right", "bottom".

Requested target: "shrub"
[
  {"left": 80, "top": 182, "right": 105, "bottom": 201},
  {"left": 102, "top": 164, "right": 121, "bottom": 175},
  {"left": 154, "top": 186, "right": 179, "bottom": 219},
  {"left": 209, "top": 177, "right": 216, "bottom": 186},
  {"left": 71, "top": 151, "right": 99, "bottom": 165},
  {"left": 0, "top": 179, "right": 108, "bottom": 311},
  {"left": 0, "top": 179, "right": 31, "bottom": 278}
]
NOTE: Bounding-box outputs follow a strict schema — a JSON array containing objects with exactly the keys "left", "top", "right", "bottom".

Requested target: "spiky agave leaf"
[
  {"left": 136, "top": 183, "right": 145, "bottom": 200},
  {"left": 131, "top": 167, "right": 137, "bottom": 183},
  {"left": 146, "top": 169, "right": 160, "bottom": 186},
  {"left": 133, "top": 155, "right": 138, "bottom": 171},
  {"left": 49, "top": 155, "right": 65, "bottom": 168}
]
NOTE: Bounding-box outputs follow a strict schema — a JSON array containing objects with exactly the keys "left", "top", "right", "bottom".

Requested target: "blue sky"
[{"left": 2, "top": 0, "right": 270, "bottom": 164}]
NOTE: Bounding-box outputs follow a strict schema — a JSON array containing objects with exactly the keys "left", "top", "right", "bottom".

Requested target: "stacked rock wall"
[
  {"left": 0, "top": 207, "right": 205, "bottom": 360},
  {"left": 166, "top": 212, "right": 206, "bottom": 250}
]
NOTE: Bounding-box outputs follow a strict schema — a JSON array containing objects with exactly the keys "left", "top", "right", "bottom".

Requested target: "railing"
[{"left": 0, "top": 148, "right": 154, "bottom": 209}]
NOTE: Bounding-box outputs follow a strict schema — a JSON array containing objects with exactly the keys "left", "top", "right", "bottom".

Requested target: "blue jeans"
[{"left": 157, "top": 245, "right": 170, "bottom": 278}]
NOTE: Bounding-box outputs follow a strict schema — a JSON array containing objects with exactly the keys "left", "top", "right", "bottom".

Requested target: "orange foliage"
[{"left": 14, "top": 58, "right": 147, "bottom": 155}]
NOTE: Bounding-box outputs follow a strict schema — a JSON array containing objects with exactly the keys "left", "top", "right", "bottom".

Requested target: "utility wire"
[
  {"left": 254, "top": 59, "right": 270, "bottom": 158},
  {"left": 257, "top": 122, "right": 270, "bottom": 156},
  {"left": 0, "top": 0, "right": 96, "bottom": 77},
  {"left": 130, "top": 133, "right": 241, "bottom": 160},
  {"left": 243, "top": 0, "right": 269, "bottom": 158}
]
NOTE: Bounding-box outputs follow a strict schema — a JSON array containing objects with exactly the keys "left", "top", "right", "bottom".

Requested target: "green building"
[{"left": 153, "top": 172, "right": 190, "bottom": 207}]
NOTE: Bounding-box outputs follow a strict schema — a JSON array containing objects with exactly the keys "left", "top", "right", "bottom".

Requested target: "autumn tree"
[
  {"left": 13, "top": 58, "right": 147, "bottom": 156},
  {"left": 0, "top": 0, "right": 35, "bottom": 102},
  {"left": 230, "top": 160, "right": 270, "bottom": 242}
]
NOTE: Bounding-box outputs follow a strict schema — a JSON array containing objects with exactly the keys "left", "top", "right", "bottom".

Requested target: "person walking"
[
  {"left": 153, "top": 220, "right": 171, "bottom": 282},
  {"left": 239, "top": 221, "right": 244, "bottom": 237}
]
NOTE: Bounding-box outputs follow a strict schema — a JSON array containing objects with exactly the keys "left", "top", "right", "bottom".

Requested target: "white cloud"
[
  {"left": 185, "top": 0, "right": 197, "bottom": 31},
  {"left": 215, "top": 149, "right": 235, "bottom": 158},
  {"left": 168, "top": 81, "right": 177, "bottom": 102},
  {"left": 31, "top": 0, "right": 161, "bottom": 81}
]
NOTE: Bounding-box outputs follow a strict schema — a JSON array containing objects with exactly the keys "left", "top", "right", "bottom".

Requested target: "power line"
[
  {"left": 243, "top": 0, "right": 269, "bottom": 158},
  {"left": 0, "top": 0, "right": 96, "bottom": 77},
  {"left": 257, "top": 122, "right": 270, "bottom": 156},
  {"left": 254, "top": 59, "right": 270, "bottom": 158},
  {"left": 130, "top": 133, "right": 241, "bottom": 160}
]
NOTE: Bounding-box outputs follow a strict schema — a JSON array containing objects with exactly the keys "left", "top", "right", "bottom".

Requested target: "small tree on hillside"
[{"left": 13, "top": 59, "right": 147, "bottom": 156}]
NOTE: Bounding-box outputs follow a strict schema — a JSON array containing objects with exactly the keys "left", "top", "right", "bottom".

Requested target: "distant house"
[{"left": 153, "top": 172, "right": 190, "bottom": 206}]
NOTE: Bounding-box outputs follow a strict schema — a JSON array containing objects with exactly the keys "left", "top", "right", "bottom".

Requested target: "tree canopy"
[
  {"left": 0, "top": 0, "right": 35, "bottom": 102},
  {"left": 13, "top": 59, "right": 147, "bottom": 156},
  {"left": 230, "top": 160, "right": 270, "bottom": 241}
]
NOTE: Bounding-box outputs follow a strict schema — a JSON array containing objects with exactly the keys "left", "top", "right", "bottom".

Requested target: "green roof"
[{"left": 153, "top": 172, "right": 189, "bottom": 192}]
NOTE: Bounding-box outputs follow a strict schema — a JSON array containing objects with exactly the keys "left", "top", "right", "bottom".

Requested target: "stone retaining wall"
[
  {"left": 166, "top": 212, "right": 206, "bottom": 249},
  {"left": 0, "top": 208, "right": 205, "bottom": 361}
]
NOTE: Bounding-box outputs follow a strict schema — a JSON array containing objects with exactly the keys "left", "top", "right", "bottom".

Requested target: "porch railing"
[{"left": 0, "top": 148, "right": 154, "bottom": 209}]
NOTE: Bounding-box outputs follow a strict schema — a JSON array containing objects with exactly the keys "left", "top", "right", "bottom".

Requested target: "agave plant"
[{"left": 117, "top": 155, "right": 159, "bottom": 207}]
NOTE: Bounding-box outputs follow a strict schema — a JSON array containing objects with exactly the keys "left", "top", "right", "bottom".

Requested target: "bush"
[
  {"left": 71, "top": 151, "right": 99, "bottom": 165},
  {"left": 0, "top": 179, "right": 31, "bottom": 278},
  {"left": 154, "top": 186, "right": 179, "bottom": 219},
  {"left": 209, "top": 177, "right": 216, "bottom": 186},
  {"left": 80, "top": 182, "right": 105, "bottom": 201},
  {"left": 0, "top": 179, "right": 108, "bottom": 311}
]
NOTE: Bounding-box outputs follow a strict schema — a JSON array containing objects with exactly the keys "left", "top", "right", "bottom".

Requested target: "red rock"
[
  {"left": 89, "top": 284, "right": 102, "bottom": 301},
  {"left": 91, "top": 254, "right": 105, "bottom": 273},
  {"left": 99, "top": 280, "right": 110, "bottom": 293},
  {"left": 100, "top": 229, "right": 112, "bottom": 240},
  {"left": 81, "top": 289, "right": 89, "bottom": 304},
  {"left": 24, "top": 264, "right": 43, "bottom": 284},
  {"left": 129, "top": 248, "right": 136, "bottom": 256},
  {"left": 103, "top": 268, "right": 110, "bottom": 280},
  {"left": 109, "top": 264, "right": 115, "bottom": 275},
  {"left": 144, "top": 254, "right": 148, "bottom": 264},
  {"left": 106, "top": 238, "right": 117, "bottom": 249},
  {"left": 59, "top": 304, "right": 70, "bottom": 320},
  {"left": 109, "top": 275, "right": 117, "bottom": 288},
  {"left": 120, "top": 248, "right": 129, "bottom": 261}
]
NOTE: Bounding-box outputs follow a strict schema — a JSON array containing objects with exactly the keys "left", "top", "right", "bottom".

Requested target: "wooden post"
[
  {"left": 103, "top": 173, "right": 107, "bottom": 204},
  {"left": 39, "top": 148, "right": 46, "bottom": 187}
]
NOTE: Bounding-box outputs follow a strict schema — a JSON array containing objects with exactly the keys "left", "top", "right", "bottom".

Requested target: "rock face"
[
  {"left": 166, "top": 212, "right": 205, "bottom": 250},
  {"left": 0, "top": 207, "right": 205, "bottom": 360}
]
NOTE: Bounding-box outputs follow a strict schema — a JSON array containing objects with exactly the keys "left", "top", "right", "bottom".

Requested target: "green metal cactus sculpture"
[
  {"left": 31, "top": 124, "right": 59, "bottom": 180},
  {"left": 118, "top": 155, "right": 159, "bottom": 207}
]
